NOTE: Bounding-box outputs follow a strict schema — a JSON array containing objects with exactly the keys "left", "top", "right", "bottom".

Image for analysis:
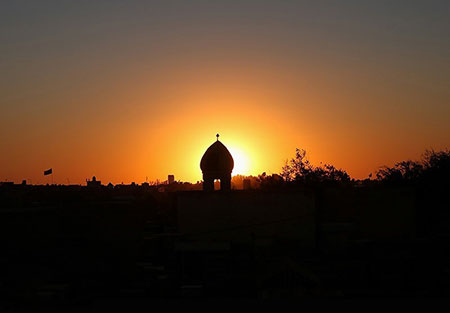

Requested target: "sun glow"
[{"left": 228, "top": 146, "right": 250, "bottom": 176}]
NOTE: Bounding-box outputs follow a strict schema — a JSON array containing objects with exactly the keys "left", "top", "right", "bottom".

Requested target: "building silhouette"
[
  {"left": 200, "top": 134, "right": 234, "bottom": 191},
  {"left": 86, "top": 176, "right": 101, "bottom": 187}
]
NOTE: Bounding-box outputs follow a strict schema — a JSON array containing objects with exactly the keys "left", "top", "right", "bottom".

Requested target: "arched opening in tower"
[{"left": 214, "top": 179, "right": 221, "bottom": 191}]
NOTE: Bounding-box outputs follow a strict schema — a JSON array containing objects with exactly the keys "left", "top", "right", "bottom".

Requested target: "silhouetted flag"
[{"left": 44, "top": 168, "right": 52, "bottom": 176}]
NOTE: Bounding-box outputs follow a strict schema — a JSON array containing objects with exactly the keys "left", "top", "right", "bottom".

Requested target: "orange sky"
[{"left": 1, "top": 1, "right": 449, "bottom": 185}]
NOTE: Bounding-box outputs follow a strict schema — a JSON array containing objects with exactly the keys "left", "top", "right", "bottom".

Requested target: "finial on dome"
[{"left": 216, "top": 133, "right": 219, "bottom": 141}]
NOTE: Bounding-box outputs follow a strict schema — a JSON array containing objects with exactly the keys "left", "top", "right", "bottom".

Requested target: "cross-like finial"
[{"left": 216, "top": 133, "right": 219, "bottom": 141}]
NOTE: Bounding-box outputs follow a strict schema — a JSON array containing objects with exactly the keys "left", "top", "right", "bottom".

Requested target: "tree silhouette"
[
  {"left": 281, "top": 148, "right": 312, "bottom": 182},
  {"left": 281, "top": 148, "right": 350, "bottom": 184},
  {"left": 376, "top": 149, "right": 450, "bottom": 184}
]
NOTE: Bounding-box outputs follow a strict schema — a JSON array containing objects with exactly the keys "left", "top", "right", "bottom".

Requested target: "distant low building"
[{"left": 87, "top": 176, "right": 101, "bottom": 187}]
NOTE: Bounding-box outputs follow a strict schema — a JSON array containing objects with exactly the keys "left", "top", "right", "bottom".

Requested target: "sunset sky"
[{"left": 1, "top": 1, "right": 449, "bottom": 185}]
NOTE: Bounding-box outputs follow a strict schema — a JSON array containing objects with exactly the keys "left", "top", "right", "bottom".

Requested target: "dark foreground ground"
[{"left": 1, "top": 183, "right": 450, "bottom": 310}]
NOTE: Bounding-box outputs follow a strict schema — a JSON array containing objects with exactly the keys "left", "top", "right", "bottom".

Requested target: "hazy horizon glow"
[{"left": 1, "top": 1, "right": 449, "bottom": 184}]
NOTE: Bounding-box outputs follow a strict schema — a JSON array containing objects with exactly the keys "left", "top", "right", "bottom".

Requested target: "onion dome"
[{"left": 200, "top": 134, "right": 234, "bottom": 173}]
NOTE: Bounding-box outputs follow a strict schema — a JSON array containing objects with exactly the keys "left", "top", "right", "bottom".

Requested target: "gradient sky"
[{"left": 1, "top": 0, "right": 449, "bottom": 184}]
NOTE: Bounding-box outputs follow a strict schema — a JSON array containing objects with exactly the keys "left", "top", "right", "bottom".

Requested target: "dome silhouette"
[
  {"left": 200, "top": 141, "right": 234, "bottom": 173},
  {"left": 200, "top": 135, "right": 234, "bottom": 191}
]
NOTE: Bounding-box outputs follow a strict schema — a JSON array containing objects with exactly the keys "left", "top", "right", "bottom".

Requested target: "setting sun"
[{"left": 228, "top": 146, "right": 250, "bottom": 176}]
